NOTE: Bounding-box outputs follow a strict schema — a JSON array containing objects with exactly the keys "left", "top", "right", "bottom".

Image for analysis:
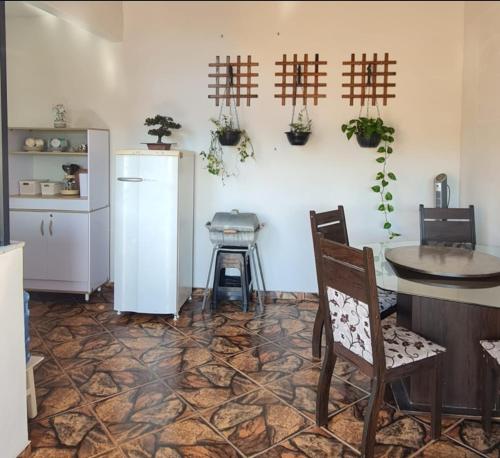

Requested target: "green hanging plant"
[
  {"left": 342, "top": 117, "right": 400, "bottom": 239},
  {"left": 200, "top": 115, "right": 254, "bottom": 182}
]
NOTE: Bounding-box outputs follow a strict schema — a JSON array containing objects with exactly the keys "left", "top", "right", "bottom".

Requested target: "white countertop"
[
  {"left": 0, "top": 242, "right": 25, "bottom": 256},
  {"left": 116, "top": 149, "right": 192, "bottom": 157}
]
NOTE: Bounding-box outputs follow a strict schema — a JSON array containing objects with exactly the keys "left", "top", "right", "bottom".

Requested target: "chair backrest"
[
  {"left": 316, "top": 237, "right": 385, "bottom": 372},
  {"left": 419, "top": 204, "right": 476, "bottom": 249},
  {"left": 310, "top": 206, "right": 349, "bottom": 246}
]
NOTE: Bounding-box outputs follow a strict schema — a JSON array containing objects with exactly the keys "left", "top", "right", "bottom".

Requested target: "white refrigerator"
[{"left": 114, "top": 150, "right": 194, "bottom": 315}]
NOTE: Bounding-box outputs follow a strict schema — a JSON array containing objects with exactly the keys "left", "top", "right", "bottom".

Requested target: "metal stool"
[{"left": 203, "top": 244, "right": 265, "bottom": 312}]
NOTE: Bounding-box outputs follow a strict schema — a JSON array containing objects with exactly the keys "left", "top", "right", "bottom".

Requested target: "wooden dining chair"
[
  {"left": 310, "top": 207, "right": 397, "bottom": 359},
  {"left": 315, "top": 238, "right": 446, "bottom": 458},
  {"left": 419, "top": 204, "right": 476, "bottom": 249},
  {"left": 481, "top": 340, "right": 500, "bottom": 436}
]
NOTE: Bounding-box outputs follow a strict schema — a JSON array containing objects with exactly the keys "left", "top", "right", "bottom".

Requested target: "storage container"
[
  {"left": 19, "top": 180, "right": 44, "bottom": 196},
  {"left": 40, "top": 181, "right": 63, "bottom": 196}
]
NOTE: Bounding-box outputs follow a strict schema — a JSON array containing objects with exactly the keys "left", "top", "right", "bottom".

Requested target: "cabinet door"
[
  {"left": 10, "top": 211, "right": 48, "bottom": 280},
  {"left": 46, "top": 212, "right": 89, "bottom": 283}
]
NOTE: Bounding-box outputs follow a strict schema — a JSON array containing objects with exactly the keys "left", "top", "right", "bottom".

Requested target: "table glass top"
[{"left": 361, "top": 241, "right": 500, "bottom": 309}]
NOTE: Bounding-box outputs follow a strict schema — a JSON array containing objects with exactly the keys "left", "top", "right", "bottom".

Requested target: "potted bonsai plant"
[
  {"left": 286, "top": 107, "right": 312, "bottom": 146},
  {"left": 341, "top": 117, "right": 391, "bottom": 148},
  {"left": 200, "top": 115, "right": 254, "bottom": 181},
  {"left": 144, "top": 115, "right": 181, "bottom": 150}
]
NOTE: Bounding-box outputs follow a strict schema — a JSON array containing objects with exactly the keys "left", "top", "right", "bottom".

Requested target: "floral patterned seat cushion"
[
  {"left": 481, "top": 340, "right": 500, "bottom": 365},
  {"left": 382, "top": 323, "right": 445, "bottom": 369},
  {"left": 327, "top": 287, "right": 445, "bottom": 369},
  {"left": 377, "top": 288, "right": 397, "bottom": 314}
]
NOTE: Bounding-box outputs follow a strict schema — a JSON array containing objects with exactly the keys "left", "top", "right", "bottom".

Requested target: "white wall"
[
  {"left": 460, "top": 1, "right": 500, "bottom": 246},
  {"left": 6, "top": 1, "right": 465, "bottom": 292}
]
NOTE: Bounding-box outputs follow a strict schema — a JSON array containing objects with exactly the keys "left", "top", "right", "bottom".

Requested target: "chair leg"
[
  {"left": 316, "top": 343, "right": 336, "bottom": 426},
  {"left": 483, "top": 354, "right": 495, "bottom": 437},
  {"left": 430, "top": 357, "right": 443, "bottom": 439},
  {"left": 361, "top": 377, "right": 385, "bottom": 458},
  {"left": 312, "top": 307, "right": 324, "bottom": 359}
]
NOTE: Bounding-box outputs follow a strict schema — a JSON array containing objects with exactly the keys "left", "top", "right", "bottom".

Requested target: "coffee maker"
[{"left": 61, "top": 163, "right": 80, "bottom": 196}]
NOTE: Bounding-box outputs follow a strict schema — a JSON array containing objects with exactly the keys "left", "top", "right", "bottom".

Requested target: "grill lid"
[{"left": 208, "top": 209, "right": 260, "bottom": 232}]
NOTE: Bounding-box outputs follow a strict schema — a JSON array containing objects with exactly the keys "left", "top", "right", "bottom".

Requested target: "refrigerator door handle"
[{"left": 117, "top": 177, "right": 144, "bottom": 182}]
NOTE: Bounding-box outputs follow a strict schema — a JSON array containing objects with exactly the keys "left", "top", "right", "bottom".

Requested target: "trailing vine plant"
[
  {"left": 200, "top": 116, "right": 254, "bottom": 181},
  {"left": 342, "top": 117, "right": 400, "bottom": 239}
]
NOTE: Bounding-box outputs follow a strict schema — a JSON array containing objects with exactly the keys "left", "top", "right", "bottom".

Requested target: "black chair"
[{"left": 419, "top": 204, "right": 476, "bottom": 249}]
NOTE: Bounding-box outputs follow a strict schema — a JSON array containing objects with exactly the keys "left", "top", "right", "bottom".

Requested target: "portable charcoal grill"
[{"left": 203, "top": 209, "right": 266, "bottom": 311}]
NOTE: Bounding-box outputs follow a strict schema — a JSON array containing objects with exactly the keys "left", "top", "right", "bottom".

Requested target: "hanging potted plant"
[
  {"left": 342, "top": 116, "right": 399, "bottom": 239},
  {"left": 286, "top": 106, "right": 312, "bottom": 146},
  {"left": 341, "top": 117, "right": 387, "bottom": 148},
  {"left": 143, "top": 115, "right": 181, "bottom": 150},
  {"left": 200, "top": 115, "right": 254, "bottom": 181}
]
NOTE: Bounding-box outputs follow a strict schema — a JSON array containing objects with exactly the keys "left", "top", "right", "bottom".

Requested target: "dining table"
[{"left": 362, "top": 240, "right": 500, "bottom": 418}]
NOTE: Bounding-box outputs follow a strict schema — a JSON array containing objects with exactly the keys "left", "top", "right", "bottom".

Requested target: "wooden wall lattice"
[
  {"left": 342, "top": 52, "right": 396, "bottom": 106},
  {"left": 208, "top": 55, "right": 259, "bottom": 106},
  {"left": 274, "top": 53, "right": 327, "bottom": 106}
]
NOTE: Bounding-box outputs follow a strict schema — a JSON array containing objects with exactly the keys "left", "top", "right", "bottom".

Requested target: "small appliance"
[
  {"left": 61, "top": 163, "right": 80, "bottom": 195},
  {"left": 434, "top": 173, "right": 449, "bottom": 208}
]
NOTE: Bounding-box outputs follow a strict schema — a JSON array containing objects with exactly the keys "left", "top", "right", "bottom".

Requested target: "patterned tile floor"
[{"left": 27, "top": 286, "right": 497, "bottom": 457}]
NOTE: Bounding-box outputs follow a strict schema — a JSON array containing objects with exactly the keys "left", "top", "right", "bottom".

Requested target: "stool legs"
[
  {"left": 249, "top": 247, "right": 264, "bottom": 312},
  {"left": 254, "top": 243, "right": 266, "bottom": 293},
  {"left": 26, "top": 366, "right": 37, "bottom": 419},
  {"left": 202, "top": 245, "right": 219, "bottom": 311}
]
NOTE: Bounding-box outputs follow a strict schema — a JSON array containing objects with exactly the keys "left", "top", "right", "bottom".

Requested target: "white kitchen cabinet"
[
  {"left": 10, "top": 211, "right": 46, "bottom": 280},
  {"left": 8, "top": 128, "right": 110, "bottom": 298}
]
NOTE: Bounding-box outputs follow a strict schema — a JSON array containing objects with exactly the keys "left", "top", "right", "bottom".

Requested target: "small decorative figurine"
[{"left": 53, "top": 104, "right": 67, "bottom": 128}]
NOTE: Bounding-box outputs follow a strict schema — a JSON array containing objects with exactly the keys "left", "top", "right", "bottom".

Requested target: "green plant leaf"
[
  {"left": 382, "top": 180, "right": 389, "bottom": 187},
  {"left": 385, "top": 192, "right": 393, "bottom": 201},
  {"left": 372, "top": 185, "right": 381, "bottom": 192},
  {"left": 387, "top": 204, "right": 394, "bottom": 212},
  {"left": 384, "top": 222, "right": 392, "bottom": 229},
  {"left": 376, "top": 172, "right": 384, "bottom": 180},
  {"left": 378, "top": 204, "right": 385, "bottom": 211},
  {"left": 341, "top": 124, "right": 347, "bottom": 133},
  {"left": 377, "top": 147, "right": 385, "bottom": 153},
  {"left": 346, "top": 131, "right": 354, "bottom": 140},
  {"left": 376, "top": 157, "right": 385, "bottom": 163},
  {"left": 387, "top": 147, "right": 393, "bottom": 154},
  {"left": 388, "top": 172, "right": 397, "bottom": 180}
]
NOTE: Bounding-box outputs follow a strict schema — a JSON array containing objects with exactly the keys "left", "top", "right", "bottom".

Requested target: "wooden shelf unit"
[{"left": 10, "top": 151, "right": 88, "bottom": 156}]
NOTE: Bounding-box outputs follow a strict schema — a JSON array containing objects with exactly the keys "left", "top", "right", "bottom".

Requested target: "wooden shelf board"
[
  {"left": 10, "top": 194, "right": 88, "bottom": 200},
  {"left": 10, "top": 151, "right": 88, "bottom": 156},
  {"left": 9, "top": 127, "right": 108, "bottom": 132}
]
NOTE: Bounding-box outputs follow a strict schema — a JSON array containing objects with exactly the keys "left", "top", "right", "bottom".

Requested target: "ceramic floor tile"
[
  {"left": 273, "top": 334, "right": 322, "bottom": 362},
  {"left": 257, "top": 426, "right": 358, "bottom": 457},
  {"left": 202, "top": 388, "right": 312, "bottom": 456},
  {"left": 29, "top": 302, "right": 87, "bottom": 325},
  {"left": 120, "top": 416, "right": 239, "bottom": 457},
  {"left": 111, "top": 319, "right": 183, "bottom": 340},
  {"left": 132, "top": 336, "right": 215, "bottom": 377},
  {"left": 50, "top": 332, "right": 129, "bottom": 370},
  {"left": 166, "top": 310, "right": 237, "bottom": 335},
  {"left": 34, "top": 374, "right": 84, "bottom": 420},
  {"left": 29, "top": 406, "right": 115, "bottom": 457},
  {"left": 97, "top": 311, "right": 167, "bottom": 331},
  {"left": 165, "top": 361, "right": 258, "bottom": 410},
  {"left": 237, "top": 315, "right": 308, "bottom": 341},
  {"left": 193, "top": 325, "right": 272, "bottom": 358},
  {"left": 93, "top": 380, "right": 193, "bottom": 444},
  {"left": 83, "top": 301, "right": 115, "bottom": 315},
  {"left": 92, "top": 449, "right": 125, "bottom": 458},
  {"left": 446, "top": 419, "right": 500, "bottom": 457},
  {"left": 36, "top": 315, "right": 106, "bottom": 347},
  {"left": 68, "top": 353, "right": 156, "bottom": 402},
  {"left": 226, "top": 342, "right": 311, "bottom": 385},
  {"left": 326, "top": 398, "right": 431, "bottom": 456},
  {"left": 33, "top": 356, "right": 64, "bottom": 384},
  {"left": 414, "top": 437, "right": 483, "bottom": 457},
  {"left": 267, "top": 367, "right": 367, "bottom": 420}
]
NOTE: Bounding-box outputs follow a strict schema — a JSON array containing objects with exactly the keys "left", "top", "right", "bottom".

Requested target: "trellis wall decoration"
[
  {"left": 274, "top": 53, "right": 327, "bottom": 106},
  {"left": 208, "top": 55, "right": 259, "bottom": 107},
  {"left": 342, "top": 52, "right": 396, "bottom": 106}
]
